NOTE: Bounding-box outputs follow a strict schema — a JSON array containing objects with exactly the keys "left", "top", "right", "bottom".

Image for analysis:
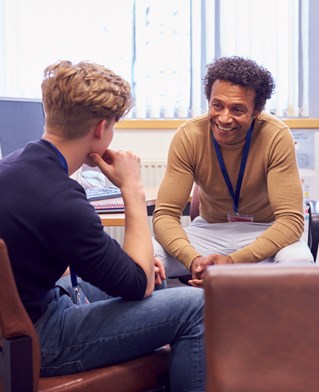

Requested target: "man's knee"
[
  {"left": 152, "top": 237, "right": 188, "bottom": 277},
  {"left": 274, "top": 241, "right": 314, "bottom": 264}
]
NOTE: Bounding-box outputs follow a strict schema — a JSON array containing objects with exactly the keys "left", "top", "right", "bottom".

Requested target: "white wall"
[{"left": 110, "top": 129, "right": 175, "bottom": 161}]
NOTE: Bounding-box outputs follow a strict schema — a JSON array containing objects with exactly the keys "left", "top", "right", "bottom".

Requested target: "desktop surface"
[{"left": 96, "top": 187, "right": 158, "bottom": 226}]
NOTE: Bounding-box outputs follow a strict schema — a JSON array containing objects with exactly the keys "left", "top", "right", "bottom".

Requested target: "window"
[
  {"left": 0, "top": 0, "right": 315, "bottom": 118},
  {"left": 217, "top": 0, "right": 309, "bottom": 117}
]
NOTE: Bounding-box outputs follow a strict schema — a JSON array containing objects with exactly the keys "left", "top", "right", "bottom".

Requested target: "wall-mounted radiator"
[{"left": 140, "top": 160, "right": 167, "bottom": 188}]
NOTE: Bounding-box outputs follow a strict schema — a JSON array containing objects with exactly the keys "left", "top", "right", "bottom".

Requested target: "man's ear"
[
  {"left": 93, "top": 119, "right": 107, "bottom": 139},
  {"left": 253, "top": 110, "right": 260, "bottom": 119}
]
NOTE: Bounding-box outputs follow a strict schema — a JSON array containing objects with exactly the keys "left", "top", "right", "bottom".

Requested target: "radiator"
[
  {"left": 104, "top": 159, "right": 167, "bottom": 189},
  {"left": 140, "top": 160, "right": 167, "bottom": 188},
  {"left": 105, "top": 160, "right": 167, "bottom": 244}
]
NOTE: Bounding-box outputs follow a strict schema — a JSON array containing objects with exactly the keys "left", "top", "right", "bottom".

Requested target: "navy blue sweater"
[{"left": 0, "top": 140, "right": 146, "bottom": 323}]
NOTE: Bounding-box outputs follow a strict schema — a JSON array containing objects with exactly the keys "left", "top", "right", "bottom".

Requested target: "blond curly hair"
[{"left": 41, "top": 60, "right": 133, "bottom": 139}]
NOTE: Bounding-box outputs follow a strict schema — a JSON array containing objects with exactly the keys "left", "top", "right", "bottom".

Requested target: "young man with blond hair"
[{"left": 0, "top": 60, "right": 205, "bottom": 391}]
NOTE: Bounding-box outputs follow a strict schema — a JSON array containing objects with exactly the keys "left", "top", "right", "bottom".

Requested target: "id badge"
[
  {"left": 73, "top": 285, "right": 90, "bottom": 306},
  {"left": 227, "top": 212, "right": 254, "bottom": 222}
]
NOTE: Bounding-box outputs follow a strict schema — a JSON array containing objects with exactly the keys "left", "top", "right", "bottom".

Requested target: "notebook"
[{"left": 90, "top": 197, "right": 125, "bottom": 214}]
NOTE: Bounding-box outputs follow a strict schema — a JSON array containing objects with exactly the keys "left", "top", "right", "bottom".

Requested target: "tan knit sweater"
[{"left": 153, "top": 112, "right": 304, "bottom": 270}]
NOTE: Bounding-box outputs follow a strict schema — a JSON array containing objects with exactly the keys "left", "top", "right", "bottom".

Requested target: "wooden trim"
[
  {"left": 115, "top": 118, "right": 319, "bottom": 130},
  {"left": 283, "top": 119, "right": 319, "bottom": 129},
  {"left": 115, "top": 120, "right": 184, "bottom": 130}
]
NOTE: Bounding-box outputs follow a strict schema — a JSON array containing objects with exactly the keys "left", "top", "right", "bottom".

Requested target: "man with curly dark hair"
[
  {"left": 153, "top": 56, "right": 314, "bottom": 287},
  {"left": 203, "top": 56, "right": 275, "bottom": 114}
]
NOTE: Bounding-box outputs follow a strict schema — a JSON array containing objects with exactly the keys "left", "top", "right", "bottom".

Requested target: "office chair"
[
  {"left": 0, "top": 239, "right": 170, "bottom": 392},
  {"left": 204, "top": 263, "right": 319, "bottom": 392},
  {"left": 306, "top": 199, "right": 319, "bottom": 261}
]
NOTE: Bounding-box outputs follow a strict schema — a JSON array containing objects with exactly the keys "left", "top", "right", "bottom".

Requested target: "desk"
[
  {"left": 98, "top": 187, "right": 191, "bottom": 227},
  {"left": 99, "top": 213, "right": 125, "bottom": 227},
  {"left": 98, "top": 188, "right": 158, "bottom": 227}
]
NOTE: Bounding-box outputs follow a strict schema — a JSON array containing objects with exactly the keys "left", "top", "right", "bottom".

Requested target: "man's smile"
[
  {"left": 217, "top": 124, "right": 234, "bottom": 132},
  {"left": 213, "top": 123, "right": 239, "bottom": 133}
]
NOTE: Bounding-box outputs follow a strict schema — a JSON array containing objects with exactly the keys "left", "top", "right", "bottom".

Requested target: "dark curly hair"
[{"left": 203, "top": 56, "right": 275, "bottom": 113}]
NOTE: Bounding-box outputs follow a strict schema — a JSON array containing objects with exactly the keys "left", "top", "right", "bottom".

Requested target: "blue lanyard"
[
  {"left": 45, "top": 140, "right": 78, "bottom": 288},
  {"left": 212, "top": 122, "right": 254, "bottom": 214},
  {"left": 45, "top": 141, "right": 68, "bottom": 174}
]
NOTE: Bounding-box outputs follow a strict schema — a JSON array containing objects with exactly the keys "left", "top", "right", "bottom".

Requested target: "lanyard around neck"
[
  {"left": 212, "top": 122, "right": 254, "bottom": 214},
  {"left": 45, "top": 141, "right": 68, "bottom": 174},
  {"left": 45, "top": 140, "right": 80, "bottom": 287}
]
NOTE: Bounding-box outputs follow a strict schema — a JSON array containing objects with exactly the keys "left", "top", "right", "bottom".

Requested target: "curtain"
[
  {"left": 218, "top": 0, "right": 309, "bottom": 117},
  {"left": 0, "top": 0, "right": 134, "bottom": 99},
  {"left": 133, "top": 0, "right": 192, "bottom": 118}
]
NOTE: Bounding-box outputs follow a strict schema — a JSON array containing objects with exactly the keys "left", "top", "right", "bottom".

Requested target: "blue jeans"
[{"left": 35, "top": 277, "right": 205, "bottom": 392}]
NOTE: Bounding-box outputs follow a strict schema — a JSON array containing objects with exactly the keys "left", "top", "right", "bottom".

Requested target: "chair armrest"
[
  {"left": 306, "top": 199, "right": 319, "bottom": 215},
  {"left": 1, "top": 336, "right": 33, "bottom": 391}
]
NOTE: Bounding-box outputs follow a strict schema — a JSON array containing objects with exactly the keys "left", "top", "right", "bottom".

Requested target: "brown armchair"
[
  {"left": 204, "top": 263, "right": 319, "bottom": 392},
  {"left": 0, "top": 239, "right": 170, "bottom": 392}
]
